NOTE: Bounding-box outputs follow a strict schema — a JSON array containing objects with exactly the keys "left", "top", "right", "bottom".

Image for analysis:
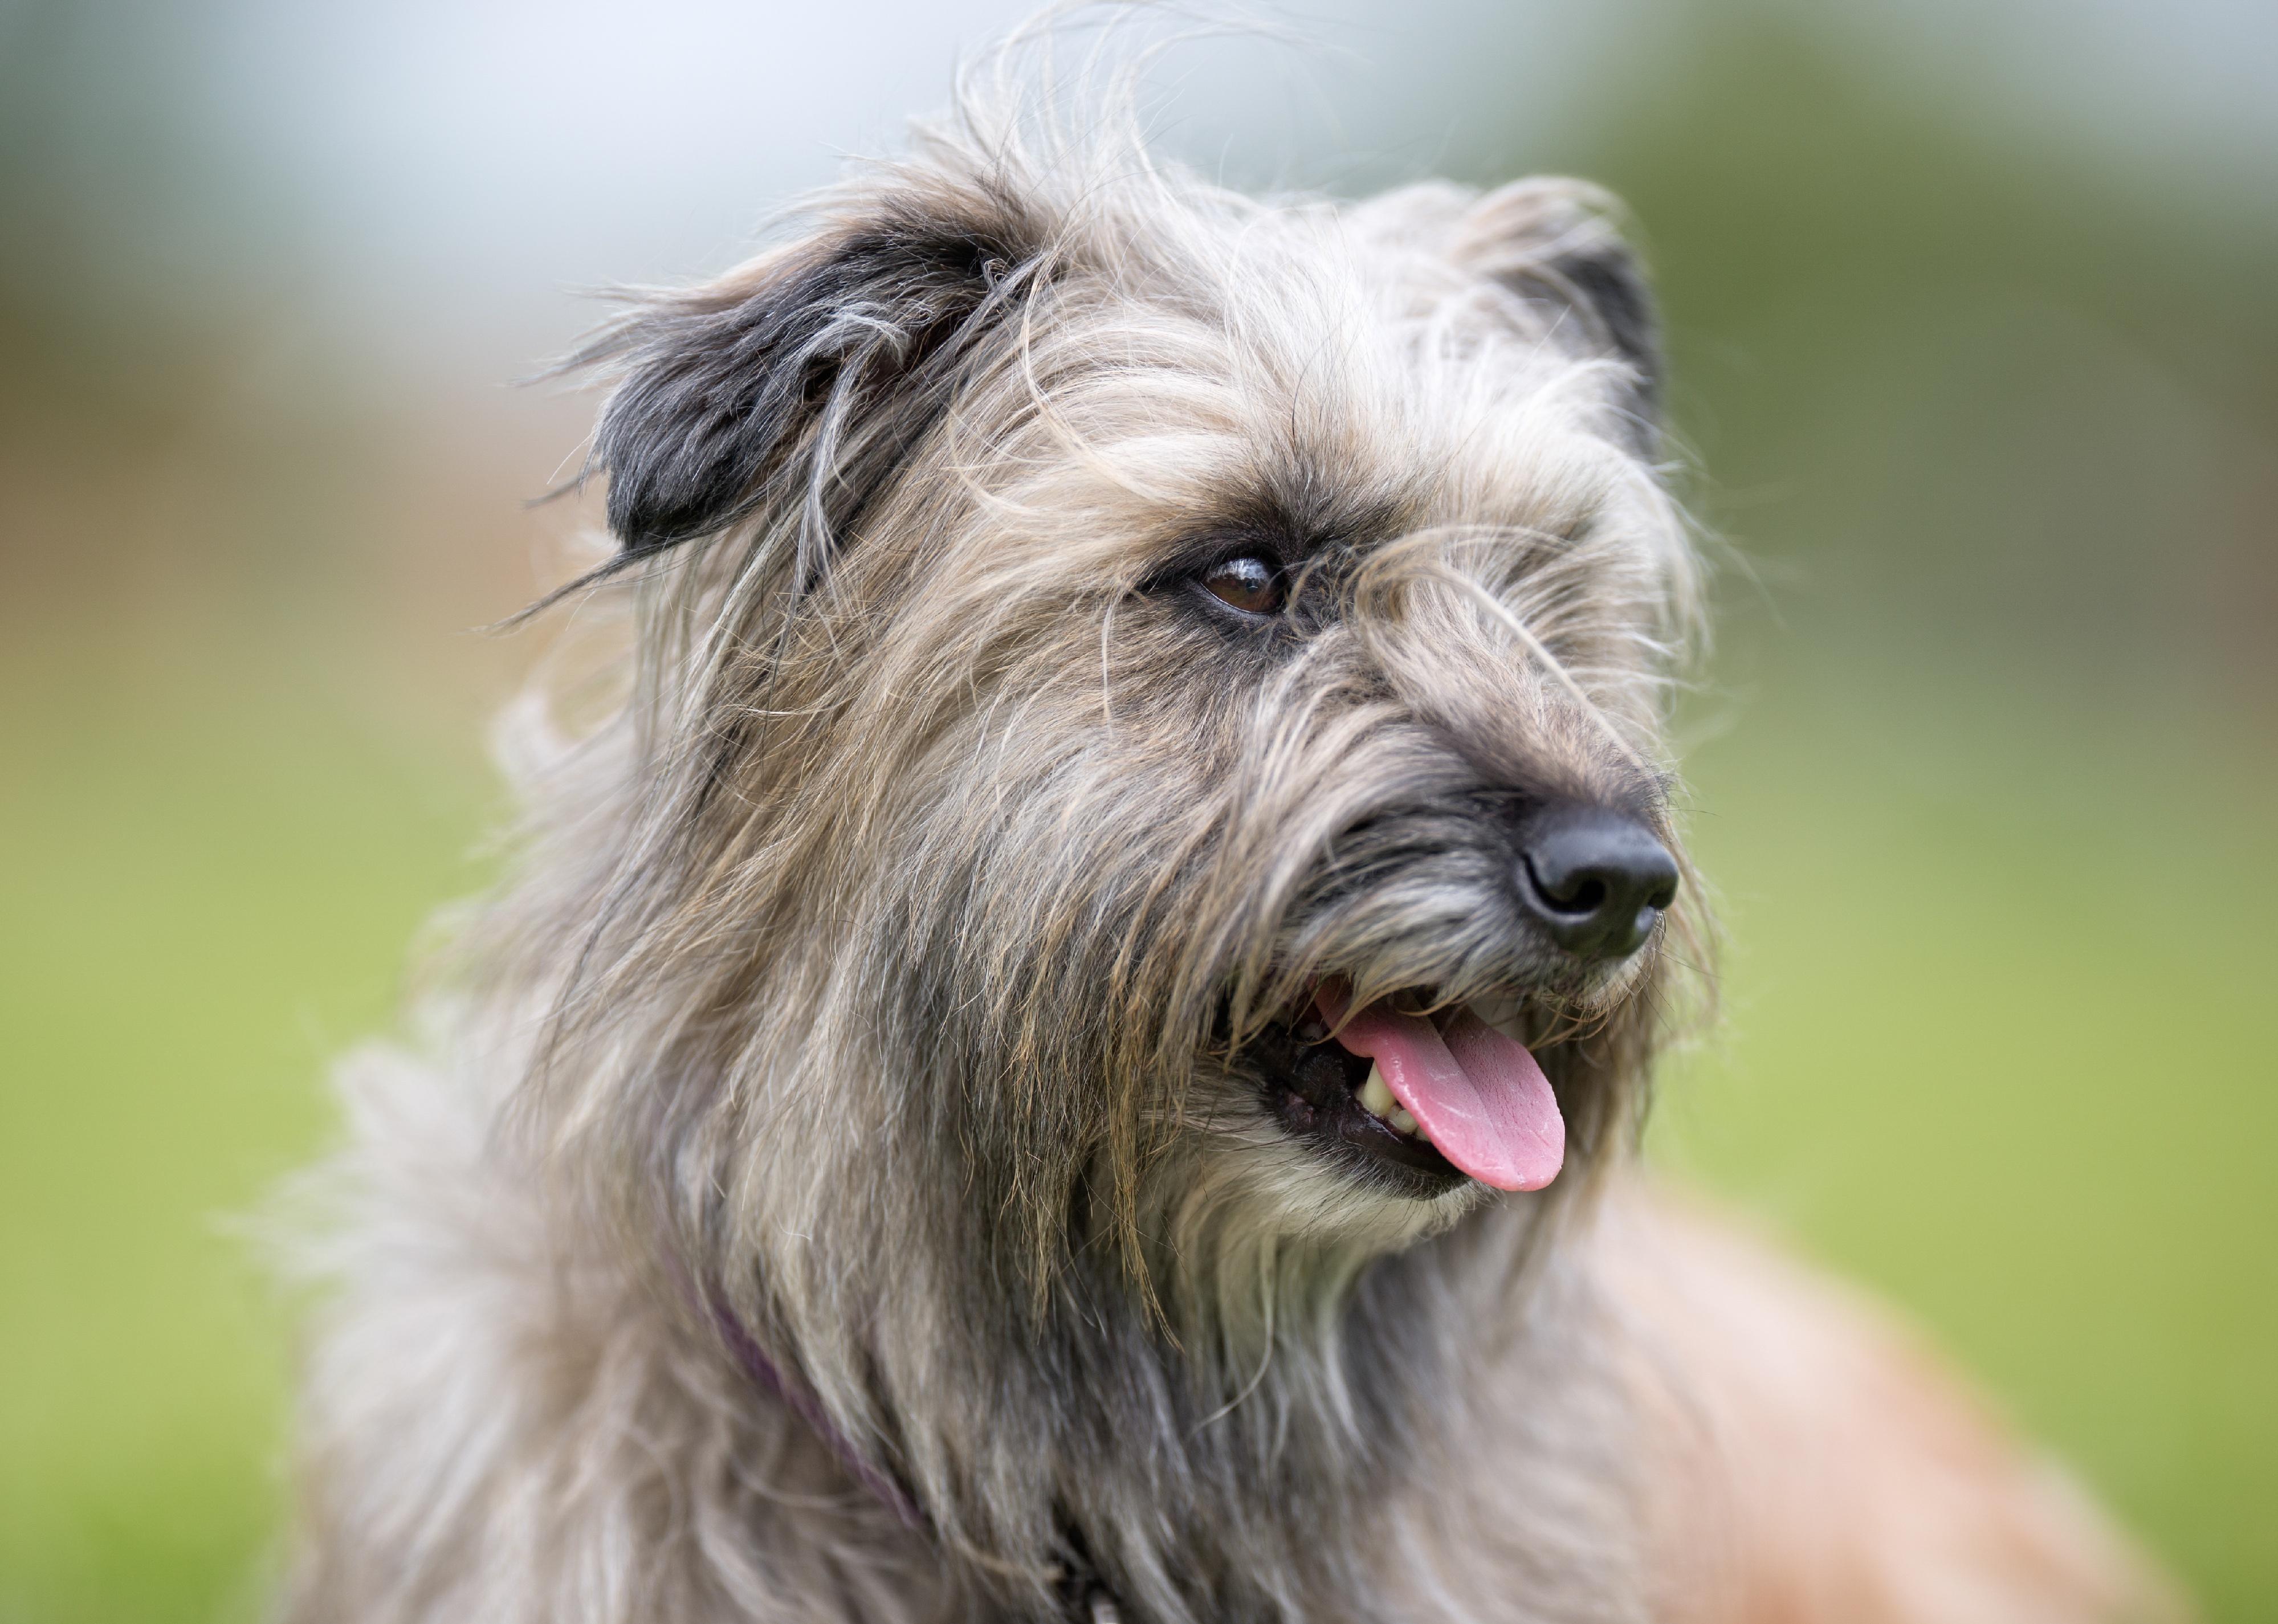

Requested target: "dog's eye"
[{"left": 1199, "top": 555, "right": 1285, "bottom": 616}]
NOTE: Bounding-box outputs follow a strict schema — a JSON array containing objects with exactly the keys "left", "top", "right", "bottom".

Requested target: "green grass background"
[
  {"left": 0, "top": 639, "right": 490, "bottom": 1624},
  {"left": 2, "top": 6, "right": 2272, "bottom": 1617},
  {"left": 3, "top": 626, "right": 2271, "bottom": 1623}
]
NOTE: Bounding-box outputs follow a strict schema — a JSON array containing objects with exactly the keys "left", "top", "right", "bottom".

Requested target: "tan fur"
[
  {"left": 275, "top": 43, "right": 2179, "bottom": 1624},
  {"left": 1600, "top": 1192, "right": 2179, "bottom": 1624}
]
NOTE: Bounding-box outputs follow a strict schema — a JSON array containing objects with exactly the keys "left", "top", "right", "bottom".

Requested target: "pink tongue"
[{"left": 1315, "top": 986, "right": 1564, "bottom": 1192}]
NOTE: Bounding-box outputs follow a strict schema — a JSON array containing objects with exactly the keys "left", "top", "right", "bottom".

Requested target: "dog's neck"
[
  {"left": 704, "top": 1287, "right": 930, "bottom": 1532},
  {"left": 699, "top": 1187, "right": 1618, "bottom": 1624}
]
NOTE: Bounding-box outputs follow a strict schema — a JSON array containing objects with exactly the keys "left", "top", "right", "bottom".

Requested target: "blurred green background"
[{"left": 2, "top": 1, "right": 2272, "bottom": 1620}]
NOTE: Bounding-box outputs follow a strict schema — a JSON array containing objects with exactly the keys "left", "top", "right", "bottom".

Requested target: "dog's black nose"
[{"left": 1515, "top": 804, "right": 1680, "bottom": 961}]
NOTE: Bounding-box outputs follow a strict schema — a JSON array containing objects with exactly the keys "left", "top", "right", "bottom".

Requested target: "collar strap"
[
  {"left": 704, "top": 1281, "right": 1127, "bottom": 1622},
  {"left": 706, "top": 1292, "right": 930, "bottom": 1531}
]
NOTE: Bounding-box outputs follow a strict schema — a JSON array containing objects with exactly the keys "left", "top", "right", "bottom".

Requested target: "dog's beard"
[
  {"left": 906, "top": 896, "right": 1658, "bottom": 1357},
  {"left": 829, "top": 680, "right": 1669, "bottom": 1324}
]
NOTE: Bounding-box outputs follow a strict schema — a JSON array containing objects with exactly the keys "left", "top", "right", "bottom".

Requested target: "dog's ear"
[
  {"left": 1451, "top": 178, "right": 1660, "bottom": 449},
  {"left": 580, "top": 201, "right": 1036, "bottom": 569}
]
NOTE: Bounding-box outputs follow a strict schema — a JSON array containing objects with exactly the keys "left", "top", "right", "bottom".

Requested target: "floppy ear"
[
  {"left": 1451, "top": 178, "right": 1661, "bottom": 450},
  {"left": 578, "top": 199, "right": 1037, "bottom": 576}
]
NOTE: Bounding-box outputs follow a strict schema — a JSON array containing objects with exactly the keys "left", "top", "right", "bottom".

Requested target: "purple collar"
[
  {"left": 704, "top": 1292, "right": 928, "bottom": 1531},
  {"left": 695, "top": 1268, "right": 1120, "bottom": 1621}
]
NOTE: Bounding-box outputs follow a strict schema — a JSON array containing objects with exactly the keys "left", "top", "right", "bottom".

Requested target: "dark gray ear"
[
  {"left": 576, "top": 203, "right": 1035, "bottom": 574},
  {"left": 1451, "top": 179, "right": 1660, "bottom": 449}
]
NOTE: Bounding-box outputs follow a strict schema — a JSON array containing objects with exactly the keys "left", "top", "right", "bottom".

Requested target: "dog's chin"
[{"left": 1170, "top": 1079, "right": 1494, "bottom": 1254}]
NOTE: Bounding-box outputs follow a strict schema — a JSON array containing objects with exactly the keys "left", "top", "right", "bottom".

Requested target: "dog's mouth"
[{"left": 1244, "top": 980, "right": 1564, "bottom": 1199}]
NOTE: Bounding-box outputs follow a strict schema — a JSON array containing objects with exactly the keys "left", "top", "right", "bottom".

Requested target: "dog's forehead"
[{"left": 1052, "top": 203, "right": 1635, "bottom": 550}]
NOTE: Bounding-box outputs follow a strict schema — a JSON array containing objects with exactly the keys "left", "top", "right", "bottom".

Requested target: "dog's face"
[{"left": 568, "top": 149, "right": 1699, "bottom": 1311}]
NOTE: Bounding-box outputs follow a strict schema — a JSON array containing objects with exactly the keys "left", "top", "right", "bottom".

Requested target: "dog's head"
[{"left": 545, "top": 123, "right": 1702, "bottom": 1330}]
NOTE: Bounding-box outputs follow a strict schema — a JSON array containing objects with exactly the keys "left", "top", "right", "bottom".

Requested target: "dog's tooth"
[
  {"left": 1359, "top": 1064, "right": 1396, "bottom": 1120},
  {"left": 1388, "top": 1107, "right": 1419, "bottom": 1137}
]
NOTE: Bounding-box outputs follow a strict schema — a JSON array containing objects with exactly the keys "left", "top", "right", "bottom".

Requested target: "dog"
[{"left": 278, "top": 56, "right": 2179, "bottom": 1624}]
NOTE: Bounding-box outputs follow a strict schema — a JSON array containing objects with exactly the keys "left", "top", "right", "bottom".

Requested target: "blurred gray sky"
[
  {"left": 104, "top": 0, "right": 1665, "bottom": 370},
  {"left": 7, "top": 0, "right": 2273, "bottom": 383}
]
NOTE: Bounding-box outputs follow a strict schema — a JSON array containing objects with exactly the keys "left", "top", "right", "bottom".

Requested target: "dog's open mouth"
[{"left": 1248, "top": 980, "right": 1565, "bottom": 1198}]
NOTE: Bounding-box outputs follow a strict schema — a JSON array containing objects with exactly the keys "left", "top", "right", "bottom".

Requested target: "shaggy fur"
[{"left": 278, "top": 50, "right": 2179, "bottom": 1624}]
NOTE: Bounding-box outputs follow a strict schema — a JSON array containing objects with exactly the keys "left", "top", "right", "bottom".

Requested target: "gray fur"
[{"left": 275, "top": 51, "right": 2168, "bottom": 1624}]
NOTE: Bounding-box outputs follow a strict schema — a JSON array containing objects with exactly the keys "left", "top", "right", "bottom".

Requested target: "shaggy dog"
[{"left": 279, "top": 56, "right": 2178, "bottom": 1624}]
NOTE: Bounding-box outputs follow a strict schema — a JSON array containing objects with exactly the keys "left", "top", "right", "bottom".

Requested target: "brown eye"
[{"left": 1200, "top": 554, "right": 1285, "bottom": 615}]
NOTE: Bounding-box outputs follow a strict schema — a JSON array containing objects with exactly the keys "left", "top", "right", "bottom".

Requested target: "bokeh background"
[{"left": 3, "top": 1, "right": 2272, "bottom": 1619}]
